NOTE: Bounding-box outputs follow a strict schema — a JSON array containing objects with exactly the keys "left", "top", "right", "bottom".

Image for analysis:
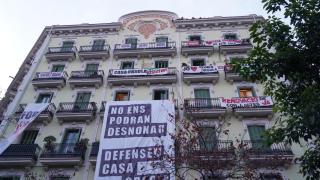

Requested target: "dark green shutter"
[{"left": 20, "top": 130, "right": 39, "bottom": 144}]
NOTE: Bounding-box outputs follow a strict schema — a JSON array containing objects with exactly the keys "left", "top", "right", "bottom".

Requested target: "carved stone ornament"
[{"left": 127, "top": 19, "right": 168, "bottom": 39}]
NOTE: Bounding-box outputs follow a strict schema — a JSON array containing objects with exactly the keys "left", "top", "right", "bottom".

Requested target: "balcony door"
[
  {"left": 61, "top": 129, "right": 81, "bottom": 153},
  {"left": 61, "top": 41, "right": 74, "bottom": 52},
  {"left": 85, "top": 64, "right": 99, "bottom": 77},
  {"left": 125, "top": 38, "right": 137, "bottom": 49},
  {"left": 199, "top": 127, "right": 217, "bottom": 152},
  {"left": 247, "top": 125, "right": 268, "bottom": 149},
  {"left": 74, "top": 92, "right": 91, "bottom": 111},
  {"left": 155, "top": 60, "right": 168, "bottom": 68},
  {"left": 238, "top": 87, "right": 255, "bottom": 98},
  {"left": 153, "top": 89, "right": 169, "bottom": 100},
  {"left": 192, "top": 59, "right": 205, "bottom": 66},
  {"left": 92, "top": 39, "right": 105, "bottom": 51},
  {"left": 36, "top": 93, "right": 53, "bottom": 103},
  {"left": 121, "top": 61, "right": 134, "bottom": 69},
  {"left": 20, "top": 130, "right": 39, "bottom": 144},
  {"left": 194, "top": 89, "right": 211, "bottom": 107},
  {"left": 115, "top": 91, "right": 130, "bottom": 101},
  {"left": 0, "top": 176, "right": 20, "bottom": 180}
]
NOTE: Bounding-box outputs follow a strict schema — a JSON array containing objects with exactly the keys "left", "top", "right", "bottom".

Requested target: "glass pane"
[
  {"left": 51, "top": 65, "right": 65, "bottom": 72},
  {"left": 92, "top": 40, "right": 105, "bottom": 51},
  {"left": 20, "top": 130, "right": 39, "bottom": 144},
  {"left": 125, "top": 38, "right": 137, "bottom": 48},
  {"left": 192, "top": 59, "right": 205, "bottom": 66},
  {"left": 224, "top": 34, "right": 237, "bottom": 40},
  {"left": 121, "top": 62, "right": 134, "bottom": 69},
  {"left": 155, "top": 61, "right": 168, "bottom": 68},
  {"left": 239, "top": 88, "right": 254, "bottom": 97},
  {"left": 61, "top": 41, "right": 74, "bottom": 52},
  {"left": 36, "top": 93, "right": 52, "bottom": 103},
  {"left": 194, "top": 89, "right": 210, "bottom": 98},
  {"left": 0, "top": 177, "right": 20, "bottom": 180},
  {"left": 199, "top": 127, "right": 216, "bottom": 151},
  {"left": 153, "top": 90, "right": 168, "bottom": 100},
  {"left": 85, "top": 64, "right": 99, "bottom": 72},
  {"left": 189, "top": 35, "right": 201, "bottom": 41}
]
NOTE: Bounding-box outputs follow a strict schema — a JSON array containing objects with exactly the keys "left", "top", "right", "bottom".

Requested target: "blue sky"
[{"left": 0, "top": 0, "right": 269, "bottom": 97}]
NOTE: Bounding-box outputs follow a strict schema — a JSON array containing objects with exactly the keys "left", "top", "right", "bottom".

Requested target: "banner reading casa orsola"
[
  {"left": 110, "top": 68, "right": 169, "bottom": 76},
  {"left": 94, "top": 101, "right": 175, "bottom": 180},
  {"left": 219, "top": 96, "right": 273, "bottom": 108},
  {"left": 0, "top": 103, "right": 49, "bottom": 154}
]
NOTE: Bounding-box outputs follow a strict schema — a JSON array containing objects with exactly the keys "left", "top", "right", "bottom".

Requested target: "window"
[
  {"left": 189, "top": 35, "right": 201, "bottom": 41},
  {"left": 191, "top": 59, "right": 205, "bottom": 66},
  {"left": 238, "top": 87, "right": 255, "bottom": 97},
  {"left": 194, "top": 89, "right": 211, "bottom": 108},
  {"left": 61, "top": 41, "right": 74, "bottom": 52},
  {"left": 260, "top": 174, "right": 283, "bottom": 180},
  {"left": 156, "top": 37, "right": 168, "bottom": 43},
  {"left": 61, "top": 129, "right": 81, "bottom": 153},
  {"left": 125, "top": 38, "right": 138, "bottom": 48},
  {"left": 224, "top": 33, "right": 238, "bottom": 40},
  {"left": 92, "top": 39, "right": 105, "bottom": 51},
  {"left": 153, "top": 89, "right": 169, "bottom": 100},
  {"left": 36, "top": 93, "right": 53, "bottom": 103},
  {"left": 115, "top": 91, "right": 130, "bottom": 101},
  {"left": 121, "top": 61, "right": 134, "bottom": 69},
  {"left": 85, "top": 63, "right": 99, "bottom": 72},
  {"left": 51, "top": 64, "right": 65, "bottom": 72},
  {"left": 203, "top": 175, "right": 225, "bottom": 180},
  {"left": 0, "top": 177, "right": 20, "bottom": 180},
  {"left": 155, "top": 60, "right": 168, "bottom": 68},
  {"left": 51, "top": 177, "right": 69, "bottom": 180},
  {"left": 20, "top": 130, "right": 39, "bottom": 144},
  {"left": 247, "top": 125, "right": 268, "bottom": 149},
  {"left": 194, "top": 89, "right": 210, "bottom": 99},
  {"left": 199, "top": 127, "right": 217, "bottom": 152},
  {"left": 74, "top": 92, "right": 91, "bottom": 111}
]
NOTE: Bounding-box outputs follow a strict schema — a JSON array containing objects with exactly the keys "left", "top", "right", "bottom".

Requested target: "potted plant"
[{"left": 43, "top": 136, "right": 56, "bottom": 153}]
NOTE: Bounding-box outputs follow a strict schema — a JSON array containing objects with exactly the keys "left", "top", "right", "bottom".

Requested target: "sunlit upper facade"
[{"left": 0, "top": 10, "right": 304, "bottom": 180}]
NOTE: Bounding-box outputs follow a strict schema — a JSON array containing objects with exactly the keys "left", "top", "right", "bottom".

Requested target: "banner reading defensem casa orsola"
[
  {"left": 94, "top": 101, "right": 175, "bottom": 180},
  {"left": 0, "top": 103, "right": 49, "bottom": 154}
]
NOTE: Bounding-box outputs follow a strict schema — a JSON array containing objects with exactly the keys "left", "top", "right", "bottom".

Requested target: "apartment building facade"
[{"left": 0, "top": 10, "right": 304, "bottom": 180}]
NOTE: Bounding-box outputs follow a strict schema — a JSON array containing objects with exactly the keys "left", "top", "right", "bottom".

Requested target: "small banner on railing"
[
  {"left": 182, "top": 65, "right": 218, "bottom": 73},
  {"left": 137, "top": 43, "right": 148, "bottom": 49},
  {"left": 155, "top": 42, "right": 167, "bottom": 48},
  {"left": 110, "top": 68, "right": 168, "bottom": 76},
  {"left": 94, "top": 100, "right": 175, "bottom": 180},
  {"left": 119, "top": 44, "right": 132, "bottom": 49},
  {"left": 0, "top": 103, "right": 49, "bottom": 154},
  {"left": 219, "top": 96, "right": 273, "bottom": 108},
  {"left": 37, "top": 72, "right": 64, "bottom": 79}
]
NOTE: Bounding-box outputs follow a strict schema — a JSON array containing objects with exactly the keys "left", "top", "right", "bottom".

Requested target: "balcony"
[
  {"left": 182, "top": 140, "right": 235, "bottom": 168},
  {"left": 231, "top": 97, "right": 273, "bottom": 118},
  {"left": 55, "top": 102, "right": 97, "bottom": 124},
  {"left": 39, "top": 143, "right": 86, "bottom": 167},
  {"left": 31, "top": 72, "right": 68, "bottom": 89},
  {"left": 242, "top": 140, "right": 294, "bottom": 168},
  {"left": 99, "top": 101, "right": 106, "bottom": 119},
  {"left": 220, "top": 39, "right": 253, "bottom": 54},
  {"left": 45, "top": 46, "right": 77, "bottom": 62},
  {"left": 107, "top": 67, "right": 177, "bottom": 86},
  {"left": 181, "top": 41, "right": 214, "bottom": 56},
  {"left": 113, "top": 42, "right": 176, "bottom": 59},
  {"left": 78, "top": 45, "right": 110, "bottom": 60},
  {"left": 224, "top": 65, "right": 242, "bottom": 83},
  {"left": 182, "top": 66, "right": 219, "bottom": 84},
  {"left": 15, "top": 103, "right": 56, "bottom": 124},
  {"left": 89, "top": 142, "right": 99, "bottom": 165},
  {"left": 68, "top": 70, "right": 104, "bottom": 89},
  {"left": 184, "top": 98, "right": 227, "bottom": 119},
  {"left": 0, "top": 144, "right": 40, "bottom": 167}
]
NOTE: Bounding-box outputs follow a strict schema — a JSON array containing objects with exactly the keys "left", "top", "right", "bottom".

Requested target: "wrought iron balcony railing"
[
  {"left": 79, "top": 45, "right": 110, "bottom": 52},
  {"left": 47, "top": 46, "right": 77, "bottom": 54},
  {"left": 184, "top": 98, "right": 225, "bottom": 109},
  {"left": 57, "top": 102, "right": 97, "bottom": 113},
  {"left": 178, "top": 140, "right": 234, "bottom": 156},
  {"left": 0, "top": 144, "right": 40, "bottom": 160},
  {"left": 41, "top": 143, "right": 87, "bottom": 159},
  {"left": 15, "top": 103, "right": 56, "bottom": 115},
  {"left": 70, "top": 70, "right": 104, "bottom": 79},
  {"left": 108, "top": 67, "right": 177, "bottom": 77},
  {"left": 242, "top": 140, "right": 293, "bottom": 156},
  {"left": 114, "top": 42, "right": 176, "bottom": 50},
  {"left": 33, "top": 71, "right": 68, "bottom": 80}
]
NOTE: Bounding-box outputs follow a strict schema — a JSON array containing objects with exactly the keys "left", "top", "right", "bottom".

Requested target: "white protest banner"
[
  {"left": 37, "top": 72, "right": 64, "bottom": 79},
  {"left": 182, "top": 65, "right": 218, "bottom": 73},
  {"left": 119, "top": 44, "right": 132, "bottom": 49},
  {"left": 220, "top": 39, "right": 242, "bottom": 45},
  {"left": 0, "top": 103, "right": 49, "bottom": 154},
  {"left": 186, "top": 41, "right": 200, "bottom": 46},
  {"left": 110, "top": 68, "right": 169, "bottom": 76},
  {"left": 219, "top": 96, "right": 273, "bottom": 108},
  {"left": 137, "top": 43, "right": 148, "bottom": 49},
  {"left": 94, "top": 100, "right": 175, "bottom": 180}
]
